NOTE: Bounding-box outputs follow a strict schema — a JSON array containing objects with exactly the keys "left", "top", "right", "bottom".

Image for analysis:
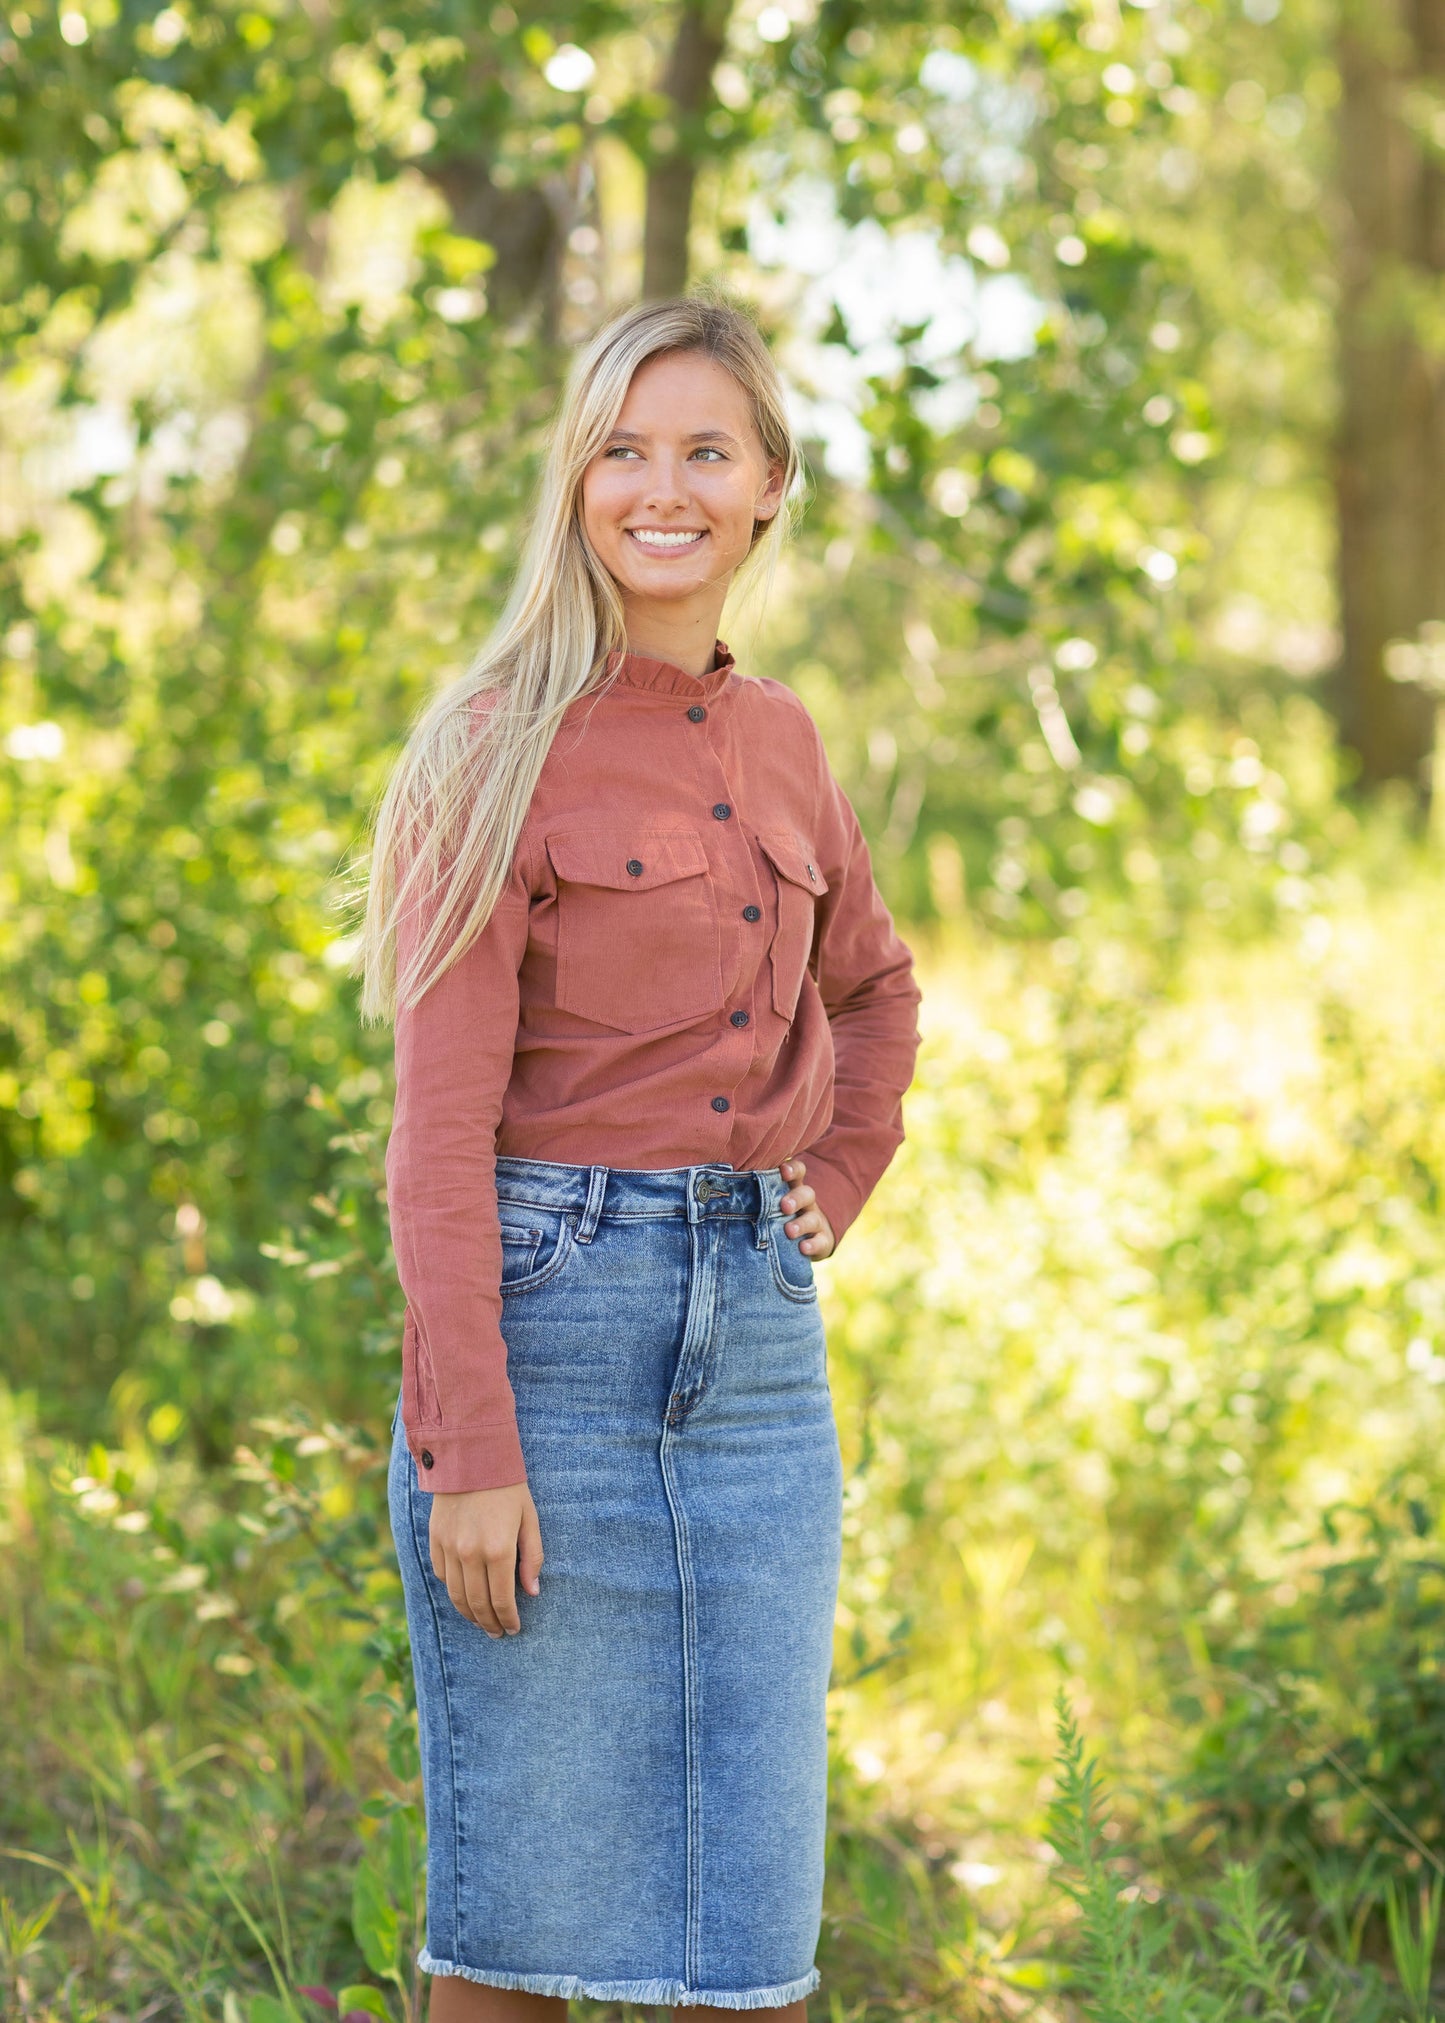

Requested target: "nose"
[{"left": 638, "top": 453, "right": 691, "bottom": 515}]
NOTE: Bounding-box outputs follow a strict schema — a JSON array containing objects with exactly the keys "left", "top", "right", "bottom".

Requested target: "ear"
[{"left": 752, "top": 455, "right": 787, "bottom": 523}]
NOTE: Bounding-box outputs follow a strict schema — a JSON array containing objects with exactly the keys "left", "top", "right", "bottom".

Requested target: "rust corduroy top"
[{"left": 385, "top": 639, "right": 923, "bottom": 1493}]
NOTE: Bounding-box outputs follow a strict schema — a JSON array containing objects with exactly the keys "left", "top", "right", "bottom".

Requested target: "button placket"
[{"left": 695, "top": 745, "right": 751, "bottom": 1024}]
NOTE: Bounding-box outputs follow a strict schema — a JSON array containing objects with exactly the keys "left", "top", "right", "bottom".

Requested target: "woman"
[{"left": 360, "top": 295, "right": 921, "bottom": 2019}]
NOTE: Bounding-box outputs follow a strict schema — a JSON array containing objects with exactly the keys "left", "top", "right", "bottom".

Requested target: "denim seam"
[
  {"left": 405, "top": 1473, "right": 462, "bottom": 1965},
  {"left": 767, "top": 1237, "right": 819, "bottom": 1305},
  {"left": 658, "top": 1210, "right": 722, "bottom": 1988},
  {"left": 663, "top": 1425, "right": 702, "bottom": 1988},
  {"left": 496, "top": 1216, "right": 579, "bottom": 1297},
  {"left": 497, "top": 1201, "right": 770, "bottom": 1224},
  {"left": 495, "top": 1194, "right": 686, "bottom": 1222}
]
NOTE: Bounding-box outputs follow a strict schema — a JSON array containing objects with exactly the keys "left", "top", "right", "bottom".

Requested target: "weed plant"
[{"left": 7, "top": 873, "right": 1445, "bottom": 2019}]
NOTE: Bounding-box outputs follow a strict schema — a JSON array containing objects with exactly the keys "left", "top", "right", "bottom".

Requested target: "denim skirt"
[{"left": 387, "top": 1156, "right": 845, "bottom": 2008}]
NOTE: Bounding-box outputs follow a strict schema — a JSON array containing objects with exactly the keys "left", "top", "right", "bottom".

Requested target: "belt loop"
[
  {"left": 752, "top": 1169, "right": 772, "bottom": 1249},
  {"left": 575, "top": 1164, "right": 608, "bottom": 1244}
]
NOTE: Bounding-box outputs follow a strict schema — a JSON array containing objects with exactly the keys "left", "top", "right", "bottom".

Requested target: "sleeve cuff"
[{"left": 406, "top": 1417, "right": 527, "bottom": 1494}]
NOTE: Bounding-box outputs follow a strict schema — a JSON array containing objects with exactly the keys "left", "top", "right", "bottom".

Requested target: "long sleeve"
[
  {"left": 798, "top": 758, "right": 922, "bottom": 1244},
  {"left": 385, "top": 847, "right": 534, "bottom": 1494}
]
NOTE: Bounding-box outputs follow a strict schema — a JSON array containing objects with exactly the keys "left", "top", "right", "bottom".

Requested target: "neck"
[{"left": 620, "top": 589, "right": 728, "bottom": 679}]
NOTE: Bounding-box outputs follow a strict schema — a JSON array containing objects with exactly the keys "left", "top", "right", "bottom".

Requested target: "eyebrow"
[{"left": 606, "top": 428, "right": 741, "bottom": 446}]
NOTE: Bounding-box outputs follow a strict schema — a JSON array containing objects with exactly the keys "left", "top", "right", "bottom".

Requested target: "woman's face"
[{"left": 579, "top": 349, "right": 785, "bottom": 612}]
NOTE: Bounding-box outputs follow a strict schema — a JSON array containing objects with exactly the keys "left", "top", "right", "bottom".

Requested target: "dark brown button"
[
  {"left": 712, "top": 802, "right": 732, "bottom": 820},
  {"left": 742, "top": 904, "right": 761, "bottom": 922},
  {"left": 687, "top": 705, "right": 706, "bottom": 722},
  {"left": 730, "top": 1009, "right": 750, "bottom": 1027},
  {"left": 626, "top": 858, "right": 643, "bottom": 877},
  {"left": 711, "top": 1095, "right": 730, "bottom": 1112},
  {"left": 421, "top": 1449, "right": 434, "bottom": 1469}
]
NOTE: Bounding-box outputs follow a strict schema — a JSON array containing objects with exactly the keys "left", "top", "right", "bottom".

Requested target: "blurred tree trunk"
[
  {"left": 428, "top": 159, "right": 566, "bottom": 335},
  {"left": 1334, "top": 0, "right": 1445, "bottom": 793},
  {"left": 642, "top": 0, "right": 731, "bottom": 298}
]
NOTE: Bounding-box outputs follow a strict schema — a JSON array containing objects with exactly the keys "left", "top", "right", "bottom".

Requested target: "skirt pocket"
[
  {"left": 497, "top": 1202, "right": 580, "bottom": 1296},
  {"left": 767, "top": 1215, "right": 819, "bottom": 1304}
]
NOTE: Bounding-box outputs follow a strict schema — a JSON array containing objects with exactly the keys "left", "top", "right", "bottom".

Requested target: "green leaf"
[
  {"left": 351, "top": 1858, "right": 399, "bottom": 1978},
  {"left": 336, "top": 1987, "right": 391, "bottom": 2021},
  {"left": 247, "top": 1998, "right": 294, "bottom": 2023},
  {"left": 386, "top": 1805, "right": 416, "bottom": 1907}
]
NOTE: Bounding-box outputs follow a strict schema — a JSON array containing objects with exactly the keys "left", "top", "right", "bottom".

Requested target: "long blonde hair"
[{"left": 355, "top": 293, "right": 804, "bottom": 1025}]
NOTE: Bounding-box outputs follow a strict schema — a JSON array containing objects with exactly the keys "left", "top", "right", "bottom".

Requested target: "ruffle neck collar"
[{"left": 604, "top": 637, "right": 737, "bottom": 700}]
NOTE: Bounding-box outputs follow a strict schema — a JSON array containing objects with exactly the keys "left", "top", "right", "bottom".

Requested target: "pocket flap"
[
  {"left": 546, "top": 829, "right": 709, "bottom": 892},
  {"left": 758, "top": 831, "right": 830, "bottom": 896}
]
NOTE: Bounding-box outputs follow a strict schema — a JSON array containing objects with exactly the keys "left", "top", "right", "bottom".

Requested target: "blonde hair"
[{"left": 355, "top": 293, "right": 804, "bottom": 1025}]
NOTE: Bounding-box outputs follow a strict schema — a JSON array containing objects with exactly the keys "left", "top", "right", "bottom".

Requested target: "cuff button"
[{"left": 421, "top": 1449, "right": 435, "bottom": 1469}]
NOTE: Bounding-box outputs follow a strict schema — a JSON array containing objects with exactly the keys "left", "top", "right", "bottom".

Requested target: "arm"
[
  {"left": 387, "top": 845, "right": 546, "bottom": 1637},
  {"left": 386, "top": 847, "right": 532, "bottom": 1494},
  {"left": 795, "top": 757, "right": 922, "bottom": 1246}
]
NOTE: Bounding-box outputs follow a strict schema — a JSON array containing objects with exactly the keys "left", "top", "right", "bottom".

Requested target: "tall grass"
[{"left": 7, "top": 877, "right": 1445, "bottom": 2019}]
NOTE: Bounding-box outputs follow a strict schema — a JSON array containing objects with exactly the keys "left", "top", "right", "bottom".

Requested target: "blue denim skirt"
[{"left": 387, "top": 1156, "right": 844, "bottom": 2008}]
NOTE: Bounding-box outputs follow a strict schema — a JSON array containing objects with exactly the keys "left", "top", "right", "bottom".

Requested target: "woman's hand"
[
  {"left": 779, "top": 1156, "right": 836, "bottom": 1260},
  {"left": 429, "top": 1483, "right": 543, "bottom": 1637}
]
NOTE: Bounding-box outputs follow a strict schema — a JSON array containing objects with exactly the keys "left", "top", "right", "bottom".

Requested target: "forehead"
[{"left": 612, "top": 349, "right": 758, "bottom": 438}]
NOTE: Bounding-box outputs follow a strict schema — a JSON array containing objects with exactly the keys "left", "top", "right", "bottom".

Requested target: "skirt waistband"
[{"left": 493, "top": 1155, "right": 789, "bottom": 1241}]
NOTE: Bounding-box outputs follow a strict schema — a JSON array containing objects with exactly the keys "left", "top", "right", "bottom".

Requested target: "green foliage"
[
  {"left": 5, "top": 901, "right": 1445, "bottom": 2019},
  {"left": 2, "top": 2, "right": 1440, "bottom": 2019},
  {"left": 1046, "top": 1701, "right": 1374, "bottom": 2021},
  {"left": 1046, "top": 1696, "right": 1181, "bottom": 2022},
  {"left": 1, "top": 0, "right": 1357, "bottom": 1456},
  {"left": 1386, "top": 1876, "right": 1443, "bottom": 2023},
  {"left": 1178, "top": 1492, "right": 1445, "bottom": 1932}
]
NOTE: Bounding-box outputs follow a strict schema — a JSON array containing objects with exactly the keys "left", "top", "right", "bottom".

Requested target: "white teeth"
[{"left": 628, "top": 528, "right": 705, "bottom": 548}]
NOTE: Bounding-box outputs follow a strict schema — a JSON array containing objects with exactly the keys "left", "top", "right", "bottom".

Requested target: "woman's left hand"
[{"left": 779, "top": 1157, "right": 836, "bottom": 1260}]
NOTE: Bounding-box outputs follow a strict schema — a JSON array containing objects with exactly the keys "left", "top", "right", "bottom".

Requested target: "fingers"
[
  {"left": 428, "top": 1492, "right": 540, "bottom": 1638},
  {"left": 778, "top": 1172, "right": 836, "bottom": 1259},
  {"left": 433, "top": 1541, "right": 489, "bottom": 1630},
  {"left": 470, "top": 1555, "right": 511, "bottom": 1638},
  {"left": 795, "top": 1211, "right": 835, "bottom": 1258},
  {"left": 441, "top": 1549, "right": 490, "bottom": 1633},
  {"left": 517, "top": 1497, "right": 544, "bottom": 1599},
  {"left": 486, "top": 1551, "right": 521, "bottom": 1636},
  {"left": 783, "top": 1182, "right": 824, "bottom": 1243}
]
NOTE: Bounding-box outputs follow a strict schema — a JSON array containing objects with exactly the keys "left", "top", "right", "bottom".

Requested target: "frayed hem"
[{"left": 417, "top": 1949, "right": 820, "bottom": 2008}]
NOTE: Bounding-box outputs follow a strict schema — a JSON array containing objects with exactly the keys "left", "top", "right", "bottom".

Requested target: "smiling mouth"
[{"left": 626, "top": 528, "right": 707, "bottom": 551}]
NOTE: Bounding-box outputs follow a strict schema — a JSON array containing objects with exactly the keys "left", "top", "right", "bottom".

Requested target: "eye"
[
  {"left": 691, "top": 446, "right": 727, "bottom": 461},
  {"left": 603, "top": 444, "right": 641, "bottom": 459}
]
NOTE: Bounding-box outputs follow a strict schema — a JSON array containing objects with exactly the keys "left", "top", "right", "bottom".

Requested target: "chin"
[{"left": 614, "top": 561, "right": 722, "bottom": 599}]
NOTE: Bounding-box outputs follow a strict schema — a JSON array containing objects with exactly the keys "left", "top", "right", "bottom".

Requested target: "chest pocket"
[
  {"left": 546, "top": 828, "right": 723, "bottom": 1034},
  {"left": 758, "top": 831, "right": 828, "bottom": 1022}
]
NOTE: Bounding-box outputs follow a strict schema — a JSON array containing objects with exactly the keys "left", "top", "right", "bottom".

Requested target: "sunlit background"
[{"left": 5, "top": 0, "right": 1445, "bottom": 2015}]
